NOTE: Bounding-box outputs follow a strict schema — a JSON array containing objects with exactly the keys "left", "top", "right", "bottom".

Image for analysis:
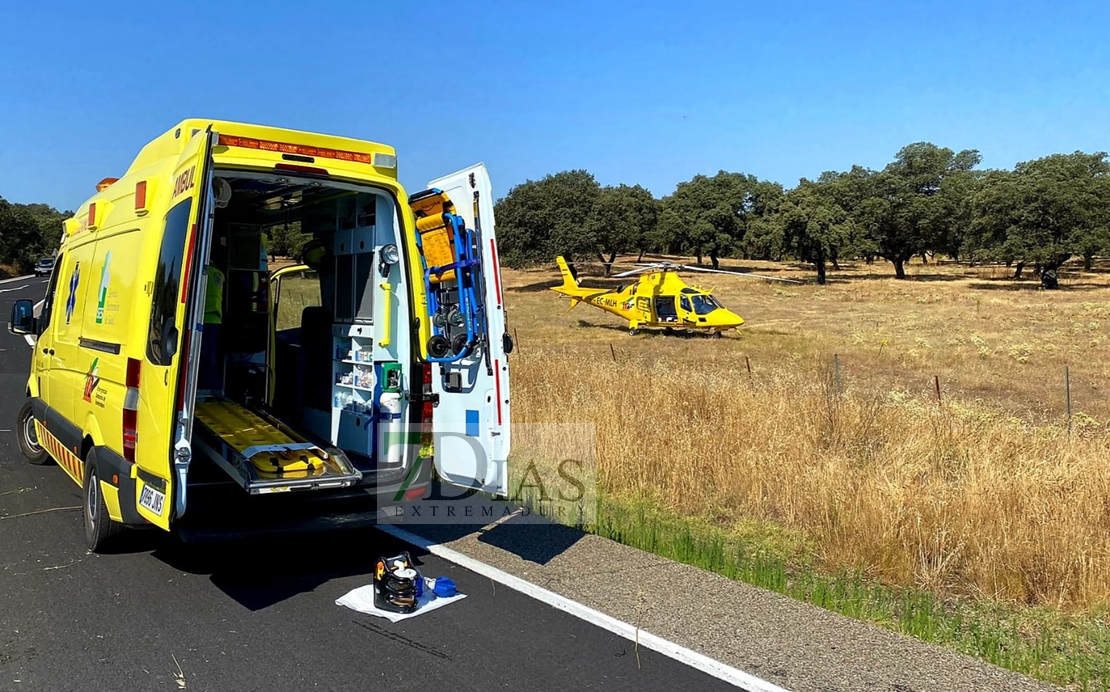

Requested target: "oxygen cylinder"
[{"left": 378, "top": 391, "right": 403, "bottom": 465}]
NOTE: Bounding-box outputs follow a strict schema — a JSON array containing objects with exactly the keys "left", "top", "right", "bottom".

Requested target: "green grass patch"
[{"left": 556, "top": 492, "right": 1110, "bottom": 690}]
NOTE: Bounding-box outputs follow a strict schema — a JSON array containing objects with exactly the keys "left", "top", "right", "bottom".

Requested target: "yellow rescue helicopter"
[{"left": 552, "top": 256, "right": 800, "bottom": 336}]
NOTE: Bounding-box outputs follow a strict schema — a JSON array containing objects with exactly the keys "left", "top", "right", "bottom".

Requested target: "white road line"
[
  {"left": 377, "top": 524, "right": 792, "bottom": 692},
  {"left": 0, "top": 274, "right": 33, "bottom": 285},
  {"left": 0, "top": 285, "right": 30, "bottom": 294}
]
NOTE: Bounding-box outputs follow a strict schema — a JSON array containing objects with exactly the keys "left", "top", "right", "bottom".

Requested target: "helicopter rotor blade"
[
  {"left": 611, "top": 266, "right": 657, "bottom": 278},
  {"left": 679, "top": 265, "right": 802, "bottom": 283}
]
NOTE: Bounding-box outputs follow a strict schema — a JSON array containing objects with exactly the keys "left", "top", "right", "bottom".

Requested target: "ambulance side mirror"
[{"left": 8, "top": 300, "right": 34, "bottom": 335}]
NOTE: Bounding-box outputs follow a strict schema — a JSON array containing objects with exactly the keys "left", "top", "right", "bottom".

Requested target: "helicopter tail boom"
[{"left": 555, "top": 256, "right": 580, "bottom": 292}]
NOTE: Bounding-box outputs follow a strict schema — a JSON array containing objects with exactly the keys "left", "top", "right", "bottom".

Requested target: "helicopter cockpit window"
[
  {"left": 680, "top": 296, "right": 692, "bottom": 312},
  {"left": 691, "top": 294, "right": 721, "bottom": 315}
]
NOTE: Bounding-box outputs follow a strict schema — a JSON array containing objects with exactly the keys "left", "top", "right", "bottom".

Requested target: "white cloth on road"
[{"left": 336, "top": 585, "right": 466, "bottom": 622}]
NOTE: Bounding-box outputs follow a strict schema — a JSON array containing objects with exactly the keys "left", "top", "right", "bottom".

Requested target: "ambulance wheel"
[
  {"left": 83, "top": 451, "right": 120, "bottom": 553},
  {"left": 17, "top": 400, "right": 49, "bottom": 465}
]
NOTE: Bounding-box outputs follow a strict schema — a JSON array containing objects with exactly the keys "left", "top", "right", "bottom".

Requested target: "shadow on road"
[
  {"left": 146, "top": 529, "right": 425, "bottom": 611},
  {"left": 476, "top": 520, "right": 587, "bottom": 565}
]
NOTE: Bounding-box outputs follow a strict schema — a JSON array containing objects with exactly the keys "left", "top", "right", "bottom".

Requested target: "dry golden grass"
[{"left": 504, "top": 256, "right": 1110, "bottom": 611}]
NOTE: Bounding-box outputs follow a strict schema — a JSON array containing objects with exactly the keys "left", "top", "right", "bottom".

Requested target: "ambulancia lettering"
[{"left": 173, "top": 167, "right": 195, "bottom": 197}]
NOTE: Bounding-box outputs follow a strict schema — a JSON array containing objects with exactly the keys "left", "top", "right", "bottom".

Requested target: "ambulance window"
[
  {"left": 37, "top": 253, "right": 64, "bottom": 333},
  {"left": 275, "top": 270, "right": 322, "bottom": 332},
  {"left": 147, "top": 199, "right": 192, "bottom": 365}
]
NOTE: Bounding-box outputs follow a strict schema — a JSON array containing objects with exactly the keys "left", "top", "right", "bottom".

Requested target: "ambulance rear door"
[
  {"left": 135, "top": 126, "right": 216, "bottom": 528},
  {"left": 424, "top": 164, "right": 511, "bottom": 496}
]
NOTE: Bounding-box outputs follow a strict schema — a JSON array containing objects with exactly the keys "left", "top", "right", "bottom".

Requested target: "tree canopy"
[
  {"left": 4, "top": 142, "right": 1108, "bottom": 289},
  {"left": 0, "top": 196, "right": 67, "bottom": 273}
]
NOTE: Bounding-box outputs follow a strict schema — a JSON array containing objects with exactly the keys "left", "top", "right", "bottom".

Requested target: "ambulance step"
[{"left": 194, "top": 399, "right": 362, "bottom": 495}]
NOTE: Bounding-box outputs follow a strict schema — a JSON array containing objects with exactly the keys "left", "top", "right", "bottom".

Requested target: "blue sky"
[{"left": 1, "top": 0, "right": 1107, "bottom": 211}]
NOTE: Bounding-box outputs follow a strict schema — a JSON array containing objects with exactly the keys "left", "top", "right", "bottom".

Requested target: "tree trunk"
[
  {"left": 1041, "top": 255, "right": 1070, "bottom": 289},
  {"left": 709, "top": 253, "right": 720, "bottom": 270},
  {"left": 920, "top": 252, "right": 928, "bottom": 264},
  {"left": 599, "top": 253, "right": 617, "bottom": 277},
  {"left": 892, "top": 257, "right": 907, "bottom": 279},
  {"left": 696, "top": 252, "right": 703, "bottom": 265},
  {"left": 815, "top": 260, "right": 827, "bottom": 285},
  {"left": 1083, "top": 252, "right": 1094, "bottom": 271},
  {"left": 1033, "top": 263, "right": 1042, "bottom": 277},
  {"left": 1013, "top": 261, "right": 1025, "bottom": 279},
  {"left": 637, "top": 250, "right": 645, "bottom": 263},
  {"left": 831, "top": 257, "right": 841, "bottom": 271},
  {"left": 1041, "top": 264, "right": 1060, "bottom": 289}
]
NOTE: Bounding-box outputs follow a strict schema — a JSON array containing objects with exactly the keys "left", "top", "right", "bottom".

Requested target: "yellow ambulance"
[{"left": 8, "top": 119, "right": 512, "bottom": 550}]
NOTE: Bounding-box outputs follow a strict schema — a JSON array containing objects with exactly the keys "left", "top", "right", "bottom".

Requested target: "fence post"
[
  {"left": 934, "top": 375, "right": 941, "bottom": 404},
  {"left": 745, "top": 355, "right": 753, "bottom": 388},
  {"left": 1066, "top": 365, "right": 1072, "bottom": 436},
  {"left": 609, "top": 343, "right": 617, "bottom": 362}
]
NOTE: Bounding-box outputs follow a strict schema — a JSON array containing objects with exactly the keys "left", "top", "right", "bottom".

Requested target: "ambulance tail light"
[
  {"left": 274, "top": 163, "right": 329, "bottom": 177},
  {"left": 123, "top": 357, "right": 141, "bottom": 463},
  {"left": 421, "top": 362, "right": 434, "bottom": 434}
]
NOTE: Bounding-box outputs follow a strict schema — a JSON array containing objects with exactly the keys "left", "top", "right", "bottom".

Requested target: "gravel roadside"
[{"left": 400, "top": 518, "right": 1060, "bottom": 692}]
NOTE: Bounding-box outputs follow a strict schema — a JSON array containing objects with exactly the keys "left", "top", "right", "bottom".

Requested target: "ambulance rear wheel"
[
  {"left": 83, "top": 451, "right": 121, "bottom": 553},
  {"left": 17, "top": 400, "right": 49, "bottom": 465}
]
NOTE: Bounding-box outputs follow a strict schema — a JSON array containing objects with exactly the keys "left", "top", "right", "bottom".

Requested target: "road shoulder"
[{"left": 397, "top": 519, "right": 1060, "bottom": 692}]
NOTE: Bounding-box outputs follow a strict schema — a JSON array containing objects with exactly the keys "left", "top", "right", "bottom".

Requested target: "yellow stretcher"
[
  {"left": 410, "top": 190, "right": 457, "bottom": 283},
  {"left": 194, "top": 399, "right": 362, "bottom": 494}
]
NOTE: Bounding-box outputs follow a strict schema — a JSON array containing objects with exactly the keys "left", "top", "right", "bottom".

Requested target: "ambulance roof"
[{"left": 125, "top": 119, "right": 396, "bottom": 176}]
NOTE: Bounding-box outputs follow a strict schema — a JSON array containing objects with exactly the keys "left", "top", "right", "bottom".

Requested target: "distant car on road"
[{"left": 33, "top": 257, "right": 55, "bottom": 277}]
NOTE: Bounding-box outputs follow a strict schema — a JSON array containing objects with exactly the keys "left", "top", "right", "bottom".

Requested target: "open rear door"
[
  {"left": 134, "top": 126, "right": 216, "bottom": 528},
  {"left": 425, "top": 164, "right": 511, "bottom": 496}
]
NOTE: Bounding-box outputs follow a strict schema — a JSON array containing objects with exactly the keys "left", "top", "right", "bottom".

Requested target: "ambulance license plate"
[{"left": 139, "top": 485, "right": 165, "bottom": 515}]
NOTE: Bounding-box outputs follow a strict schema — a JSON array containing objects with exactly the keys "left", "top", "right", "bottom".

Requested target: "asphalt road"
[{"left": 0, "top": 277, "right": 741, "bottom": 692}]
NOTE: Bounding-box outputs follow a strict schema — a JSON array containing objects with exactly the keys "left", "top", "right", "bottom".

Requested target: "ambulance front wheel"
[
  {"left": 17, "top": 400, "right": 49, "bottom": 465},
  {"left": 83, "top": 450, "right": 121, "bottom": 553}
]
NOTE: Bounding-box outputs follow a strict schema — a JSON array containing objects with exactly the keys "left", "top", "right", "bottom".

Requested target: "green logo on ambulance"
[{"left": 95, "top": 251, "right": 111, "bottom": 324}]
